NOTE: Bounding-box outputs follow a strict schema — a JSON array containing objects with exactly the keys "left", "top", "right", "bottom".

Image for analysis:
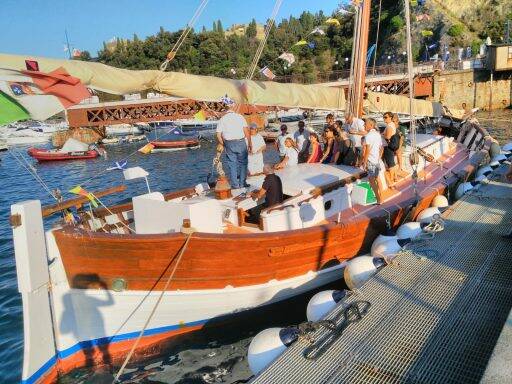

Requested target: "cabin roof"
[{"left": 248, "top": 163, "right": 361, "bottom": 196}]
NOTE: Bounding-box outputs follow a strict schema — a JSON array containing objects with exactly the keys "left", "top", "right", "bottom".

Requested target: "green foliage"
[
  {"left": 245, "top": 19, "right": 257, "bottom": 38},
  {"left": 390, "top": 15, "right": 405, "bottom": 32},
  {"left": 447, "top": 24, "right": 464, "bottom": 37}
]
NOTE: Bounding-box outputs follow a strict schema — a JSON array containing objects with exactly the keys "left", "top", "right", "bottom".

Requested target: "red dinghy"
[
  {"left": 150, "top": 139, "right": 200, "bottom": 151},
  {"left": 28, "top": 147, "right": 99, "bottom": 162}
]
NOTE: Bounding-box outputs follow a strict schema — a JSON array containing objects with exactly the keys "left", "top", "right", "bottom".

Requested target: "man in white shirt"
[
  {"left": 275, "top": 124, "right": 292, "bottom": 160},
  {"left": 345, "top": 113, "right": 367, "bottom": 163},
  {"left": 216, "top": 109, "right": 252, "bottom": 189},
  {"left": 362, "top": 118, "right": 384, "bottom": 204},
  {"left": 293, "top": 120, "right": 310, "bottom": 163}
]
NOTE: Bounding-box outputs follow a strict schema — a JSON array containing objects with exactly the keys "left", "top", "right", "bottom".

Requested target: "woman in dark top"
[
  {"left": 320, "top": 127, "right": 335, "bottom": 164},
  {"left": 335, "top": 130, "right": 357, "bottom": 166}
]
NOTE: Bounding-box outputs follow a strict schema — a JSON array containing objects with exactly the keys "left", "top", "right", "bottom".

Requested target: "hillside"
[{"left": 79, "top": 1, "right": 512, "bottom": 83}]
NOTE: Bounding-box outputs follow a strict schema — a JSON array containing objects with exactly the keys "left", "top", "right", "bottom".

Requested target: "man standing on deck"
[
  {"left": 216, "top": 108, "right": 252, "bottom": 189},
  {"left": 294, "top": 120, "right": 310, "bottom": 163},
  {"left": 275, "top": 124, "right": 292, "bottom": 161},
  {"left": 344, "top": 112, "right": 367, "bottom": 164},
  {"left": 362, "top": 118, "right": 384, "bottom": 205}
]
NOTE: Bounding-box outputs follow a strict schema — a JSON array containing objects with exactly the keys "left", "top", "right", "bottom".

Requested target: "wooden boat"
[
  {"left": 150, "top": 138, "right": 200, "bottom": 152},
  {"left": 27, "top": 147, "right": 99, "bottom": 161},
  {"left": 11, "top": 119, "right": 496, "bottom": 383}
]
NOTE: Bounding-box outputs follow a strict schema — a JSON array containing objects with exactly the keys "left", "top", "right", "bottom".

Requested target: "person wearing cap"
[
  {"left": 275, "top": 124, "right": 293, "bottom": 160},
  {"left": 216, "top": 108, "right": 252, "bottom": 189},
  {"left": 247, "top": 123, "right": 266, "bottom": 175}
]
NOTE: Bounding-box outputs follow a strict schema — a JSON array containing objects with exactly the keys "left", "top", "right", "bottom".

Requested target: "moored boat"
[
  {"left": 27, "top": 147, "right": 99, "bottom": 161},
  {"left": 150, "top": 138, "right": 200, "bottom": 152}
]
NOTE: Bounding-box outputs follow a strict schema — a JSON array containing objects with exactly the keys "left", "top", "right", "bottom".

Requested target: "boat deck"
[{"left": 253, "top": 173, "right": 512, "bottom": 383}]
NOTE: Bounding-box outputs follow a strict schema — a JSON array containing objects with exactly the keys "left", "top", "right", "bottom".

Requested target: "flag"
[
  {"left": 325, "top": 18, "right": 341, "bottom": 27},
  {"left": 220, "top": 94, "right": 235, "bottom": 105},
  {"left": 106, "top": 160, "right": 127, "bottom": 171},
  {"left": 138, "top": 143, "right": 154, "bottom": 154},
  {"left": 421, "top": 30, "right": 433, "bottom": 37},
  {"left": 72, "top": 49, "right": 82, "bottom": 58},
  {"left": 0, "top": 65, "right": 90, "bottom": 121},
  {"left": 366, "top": 44, "right": 376, "bottom": 66},
  {"left": 278, "top": 52, "right": 295, "bottom": 65},
  {"left": 69, "top": 185, "right": 98, "bottom": 207},
  {"left": 308, "top": 41, "right": 316, "bottom": 49},
  {"left": 310, "top": 27, "right": 325, "bottom": 35},
  {"left": 259, "top": 66, "right": 276, "bottom": 80},
  {"left": 416, "top": 14, "right": 431, "bottom": 22},
  {"left": 294, "top": 40, "right": 308, "bottom": 46},
  {"left": 0, "top": 91, "right": 30, "bottom": 125},
  {"left": 194, "top": 110, "right": 206, "bottom": 121}
]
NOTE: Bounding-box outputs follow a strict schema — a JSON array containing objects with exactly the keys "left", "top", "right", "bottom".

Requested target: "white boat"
[
  {"left": 0, "top": 125, "right": 51, "bottom": 146},
  {"left": 105, "top": 123, "right": 143, "bottom": 136}
]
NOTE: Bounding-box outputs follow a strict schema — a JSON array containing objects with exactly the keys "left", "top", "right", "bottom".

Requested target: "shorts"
[
  {"left": 367, "top": 161, "right": 380, "bottom": 178},
  {"left": 383, "top": 147, "right": 396, "bottom": 168}
]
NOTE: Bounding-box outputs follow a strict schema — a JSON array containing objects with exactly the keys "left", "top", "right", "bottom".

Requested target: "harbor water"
[{"left": 1, "top": 114, "right": 511, "bottom": 383}]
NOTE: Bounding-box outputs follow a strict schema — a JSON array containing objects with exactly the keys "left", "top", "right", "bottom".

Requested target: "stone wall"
[{"left": 433, "top": 70, "right": 512, "bottom": 111}]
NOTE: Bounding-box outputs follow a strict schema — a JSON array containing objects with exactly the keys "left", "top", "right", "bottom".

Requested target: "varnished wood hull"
[{"left": 54, "top": 145, "right": 470, "bottom": 292}]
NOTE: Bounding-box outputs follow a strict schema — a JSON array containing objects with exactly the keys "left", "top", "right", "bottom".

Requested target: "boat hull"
[
  {"left": 149, "top": 139, "right": 200, "bottom": 152},
  {"left": 27, "top": 148, "right": 99, "bottom": 162}
]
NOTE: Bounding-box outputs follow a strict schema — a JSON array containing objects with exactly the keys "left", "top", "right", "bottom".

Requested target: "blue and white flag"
[
  {"left": 220, "top": 94, "right": 235, "bottom": 105},
  {"left": 107, "top": 160, "right": 127, "bottom": 171}
]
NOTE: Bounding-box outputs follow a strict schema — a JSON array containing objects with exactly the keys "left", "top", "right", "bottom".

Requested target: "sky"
[{"left": 1, "top": 0, "right": 342, "bottom": 59}]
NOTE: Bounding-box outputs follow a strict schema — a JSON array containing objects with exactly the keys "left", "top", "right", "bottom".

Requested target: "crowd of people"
[{"left": 216, "top": 108, "right": 408, "bottom": 205}]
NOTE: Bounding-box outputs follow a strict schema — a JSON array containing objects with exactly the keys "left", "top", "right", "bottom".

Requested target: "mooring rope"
[
  {"left": 160, "top": 0, "right": 210, "bottom": 71},
  {"left": 113, "top": 230, "right": 194, "bottom": 382}
]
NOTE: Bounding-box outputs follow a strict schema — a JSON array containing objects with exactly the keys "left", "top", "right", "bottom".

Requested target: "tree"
[
  {"left": 217, "top": 20, "right": 224, "bottom": 36},
  {"left": 447, "top": 24, "right": 464, "bottom": 38},
  {"left": 246, "top": 19, "right": 257, "bottom": 38}
]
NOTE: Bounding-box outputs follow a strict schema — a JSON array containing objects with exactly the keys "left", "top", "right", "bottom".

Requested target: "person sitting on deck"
[
  {"left": 362, "top": 118, "right": 384, "bottom": 205},
  {"left": 216, "top": 108, "right": 252, "bottom": 189},
  {"left": 247, "top": 123, "right": 266, "bottom": 175},
  {"left": 275, "top": 124, "right": 292, "bottom": 161},
  {"left": 320, "top": 127, "right": 336, "bottom": 164},
  {"left": 294, "top": 120, "right": 310, "bottom": 163},
  {"left": 251, "top": 164, "right": 284, "bottom": 208},
  {"left": 306, "top": 132, "right": 322, "bottom": 163},
  {"left": 275, "top": 137, "right": 299, "bottom": 169}
]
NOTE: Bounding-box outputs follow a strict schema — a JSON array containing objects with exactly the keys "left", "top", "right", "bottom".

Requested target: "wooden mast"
[{"left": 350, "top": 0, "right": 372, "bottom": 117}]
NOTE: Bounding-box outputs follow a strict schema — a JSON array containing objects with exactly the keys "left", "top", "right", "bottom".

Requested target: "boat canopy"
[{"left": 0, "top": 53, "right": 460, "bottom": 118}]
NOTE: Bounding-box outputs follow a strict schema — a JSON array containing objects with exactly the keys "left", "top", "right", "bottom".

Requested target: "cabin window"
[{"left": 324, "top": 200, "right": 332, "bottom": 211}]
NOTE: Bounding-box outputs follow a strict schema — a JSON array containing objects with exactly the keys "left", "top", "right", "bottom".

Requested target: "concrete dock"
[{"left": 253, "top": 176, "right": 512, "bottom": 384}]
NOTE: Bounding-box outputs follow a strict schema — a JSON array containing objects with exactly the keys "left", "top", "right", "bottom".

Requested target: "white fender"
[
  {"left": 416, "top": 207, "right": 441, "bottom": 224},
  {"left": 306, "top": 290, "right": 348, "bottom": 322},
  {"left": 248, "top": 327, "right": 299, "bottom": 375},
  {"left": 477, "top": 166, "right": 493, "bottom": 178},
  {"left": 396, "top": 221, "right": 428, "bottom": 240},
  {"left": 502, "top": 142, "right": 512, "bottom": 152},
  {"left": 370, "top": 230, "right": 397, "bottom": 256},
  {"left": 371, "top": 238, "right": 410, "bottom": 259},
  {"left": 344, "top": 256, "right": 387, "bottom": 290},
  {"left": 455, "top": 182, "right": 475, "bottom": 200},
  {"left": 431, "top": 195, "right": 448, "bottom": 209},
  {"left": 491, "top": 154, "right": 507, "bottom": 164}
]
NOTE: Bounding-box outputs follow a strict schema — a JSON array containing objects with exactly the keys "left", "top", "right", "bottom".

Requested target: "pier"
[{"left": 253, "top": 172, "right": 512, "bottom": 384}]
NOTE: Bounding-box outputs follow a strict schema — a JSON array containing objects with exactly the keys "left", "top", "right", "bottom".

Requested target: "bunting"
[
  {"left": 278, "top": 52, "right": 295, "bottom": 65},
  {"left": 294, "top": 40, "right": 308, "bottom": 46},
  {"left": 0, "top": 91, "right": 30, "bottom": 125},
  {"left": 138, "top": 143, "right": 155, "bottom": 154},
  {"left": 194, "top": 109, "right": 206, "bottom": 121},
  {"left": 260, "top": 66, "right": 276, "bottom": 80},
  {"left": 325, "top": 18, "right": 341, "bottom": 27},
  {"left": 310, "top": 27, "right": 325, "bottom": 36},
  {"left": 69, "top": 185, "right": 98, "bottom": 207},
  {"left": 106, "top": 160, "right": 127, "bottom": 171}
]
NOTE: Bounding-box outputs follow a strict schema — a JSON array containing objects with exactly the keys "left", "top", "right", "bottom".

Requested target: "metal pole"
[
  {"left": 65, "top": 29, "right": 72, "bottom": 60},
  {"left": 404, "top": 0, "right": 416, "bottom": 151}
]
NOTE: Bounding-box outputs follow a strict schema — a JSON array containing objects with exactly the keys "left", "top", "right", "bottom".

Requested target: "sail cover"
[
  {"left": 366, "top": 91, "right": 445, "bottom": 117},
  {"left": 0, "top": 53, "right": 345, "bottom": 111}
]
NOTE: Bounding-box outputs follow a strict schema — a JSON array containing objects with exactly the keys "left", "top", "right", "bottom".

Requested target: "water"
[
  {"left": 2, "top": 118, "right": 511, "bottom": 383},
  {"left": 0, "top": 133, "right": 288, "bottom": 383}
]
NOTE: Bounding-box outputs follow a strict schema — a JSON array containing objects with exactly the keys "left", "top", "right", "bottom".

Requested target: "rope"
[
  {"left": 113, "top": 230, "right": 194, "bottom": 382},
  {"left": 160, "top": 0, "right": 210, "bottom": 71},
  {"left": 7, "top": 147, "right": 57, "bottom": 201},
  {"left": 372, "top": 0, "right": 383, "bottom": 76}
]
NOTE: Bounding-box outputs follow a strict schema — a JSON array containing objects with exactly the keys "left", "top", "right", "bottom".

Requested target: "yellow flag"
[
  {"left": 294, "top": 40, "right": 308, "bottom": 46},
  {"left": 325, "top": 18, "right": 341, "bottom": 26},
  {"left": 194, "top": 110, "right": 206, "bottom": 121},
  {"left": 138, "top": 143, "right": 155, "bottom": 154},
  {"left": 69, "top": 185, "right": 98, "bottom": 207}
]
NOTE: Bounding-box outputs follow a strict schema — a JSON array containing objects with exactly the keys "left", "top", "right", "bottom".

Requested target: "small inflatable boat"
[{"left": 28, "top": 138, "right": 100, "bottom": 162}]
